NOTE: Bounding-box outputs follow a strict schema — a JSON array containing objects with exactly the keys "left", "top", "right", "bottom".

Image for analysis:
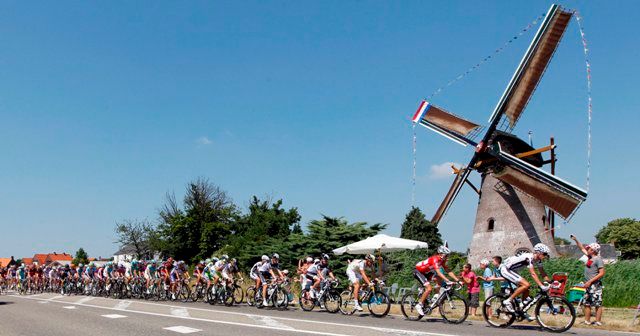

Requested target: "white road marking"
[
  {"left": 15, "top": 295, "right": 350, "bottom": 336},
  {"left": 48, "top": 295, "right": 64, "bottom": 301},
  {"left": 164, "top": 326, "right": 202, "bottom": 334},
  {"left": 63, "top": 306, "right": 77, "bottom": 309},
  {"left": 171, "top": 307, "right": 190, "bottom": 317},
  {"left": 38, "top": 301, "right": 49, "bottom": 304},
  {"left": 75, "top": 296, "right": 95, "bottom": 304},
  {"left": 248, "top": 315, "right": 295, "bottom": 330},
  {"left": 101, "top": 314, "right": 127, "bottom": 319},
  {"left": 114, "top": 300, "right": 132, "bottom": 310}
]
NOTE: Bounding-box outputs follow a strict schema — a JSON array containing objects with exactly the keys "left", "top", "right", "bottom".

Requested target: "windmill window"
[{"left": 487, "top": 218, "right": 495, "bottom": 232}]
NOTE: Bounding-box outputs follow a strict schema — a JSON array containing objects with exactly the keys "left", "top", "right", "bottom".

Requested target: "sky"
[{"left": 1, "top": 1, "right": 638, "bottom": 259}]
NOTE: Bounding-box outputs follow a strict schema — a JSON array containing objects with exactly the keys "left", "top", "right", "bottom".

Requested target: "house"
[
  {"left": 21, "top": 257, "right": 34, "bottom": 265},
  {"left": 45, "top": 252, "right": 73, "bottom": 266},
  {"left": 33, "top": 254, "right": 48, "bottom": 265},
  {"left": 0, "top": 258, "right": 11, "bottom": 267},
  {"left": 113, "top": 244, "right": 158, "bottom": 264},
  {"left": 88, "top": 257, "right": 111, "bottom": 267},
  {"left": 555, "top": 244, "right": 620, "bottom": 264}
]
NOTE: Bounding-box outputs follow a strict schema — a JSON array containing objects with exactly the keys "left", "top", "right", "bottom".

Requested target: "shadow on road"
[{"left": 0, "top": 301, "right": 15, "bottom": 306}]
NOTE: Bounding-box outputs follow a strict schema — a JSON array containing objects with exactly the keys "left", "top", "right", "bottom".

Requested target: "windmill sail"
[
  {"left": 431, "top": 168, "right": 471, "bottom": 224},
  {"left": 487, "top": 5, "right": 573, "bottom": 129},
  {"left": 413, "top": 101, "right": 480, "bottom": 146},
  {"left": 492, "top": 145, "right": 587, "bottom": 219}
]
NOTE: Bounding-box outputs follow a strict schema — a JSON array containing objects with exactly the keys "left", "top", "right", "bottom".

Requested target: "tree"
[
  {"left": 115, "top": 218, "right": 155, "bottom": 259},
  {"left": 400, "top": 206, "right": 443, "bottom": 253},
  {"left": 154, "top": 178, "right": 238, "bottom": 262},
  {"left": 596, "top": 218, "right": 640, "bottom": 259},
  {"left": 72, "top": 247, "right": 89, "bottom": 265}
]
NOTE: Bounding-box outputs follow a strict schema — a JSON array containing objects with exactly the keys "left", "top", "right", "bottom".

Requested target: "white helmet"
[
  {"left": 588, "top": 243, "right": 601, "bottom": 254},
  {"left": 480, "top": 259, "right": 490, "bottom": 266},
  {"left": 534, "top": 243, "right": 551, "bottom": 255},
  {"left": 314, "top": 258, "right": 320, "bottom": 264},
  {"left": 272, "top": 253, "right": 280, "bottom": 260},
  {"left": 261, "top": 255, "right": 269, "bottom": 261},
  {"left": 306, "top": 257, "right": 313, "bottom": 263},
  {"left": 437, "top": 245, "right": 451, "bottom": 255}
]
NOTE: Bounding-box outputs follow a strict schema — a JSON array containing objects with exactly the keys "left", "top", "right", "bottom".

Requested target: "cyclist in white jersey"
[
  {"left": 499, "top": 243, "right": 551, "bottom": 312},
  {"left": 251, "top": 255, "right": 269, "bottom": 291},
  {"left": 346, "top": 254, "right": 375, "bottom": 311},
  {"left": 259, "top": 253, "right": 284, "bottom": 306}
]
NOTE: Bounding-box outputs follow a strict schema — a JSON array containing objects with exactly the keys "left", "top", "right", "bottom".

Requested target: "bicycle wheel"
[
  {"left": 299, "top": 289, "right": 316, "bottom": 311},
  {"left": 482, "top": 294, "right": 515, "bottom": 328},
  {"left": 207, "top": 285, "right": 217, "bottom": 305},
  {"left": 400, "top": 290, "right": 424, "bottom": 321},
  {"left": 438, "top": 292, "right": 469, "bottom": 324},
  {"left": 535, "top": 296, "right": 576, "bottom": 333},
  {"left": 323, "top": 289, "right": 342, "bottom": 314},
  {"left": 224, "top": 287, "right": 235, "bottom": 306},
  {"left": 246, "top": 286, "right": 256, "bottom": 306},
  {"left": 179, "top": 284, "right": 191, "bottom": 302},
  {"left": 367, "top": 291, "right": 391, "bottom": 318},
  {"left": 275, "top": 287, "right": 289, "bottom": 309},
  {"left": 339, "top": 290, "right": 356, "bottom": 315},
  {"left": 234, "top": 286, "right": 245, "bottom": 304}
]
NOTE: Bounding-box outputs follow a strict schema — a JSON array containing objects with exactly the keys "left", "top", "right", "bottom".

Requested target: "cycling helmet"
[
  {"left": 272, "top": 253, "right": 280, "bottom": 260},
  {"left": 314, "top": 258, "right": 320, "bottom": 264},
  {"left": 205, "top": 258, "right": 211, "bottom": 264},
  {"left": 199, "top": 260, "right": 205, "bottom": 264},
  {"left": 261, "top": 255, "right": 269, "bottom": 261},
  {"left": 21, "top": 263, "right": 25, "bottom": 267},
  {"left": 306, "top": 257, "right": 313, "bottom": 263},
  {"left": 282, "top": 269, "right": 289, "bottom": 275},
  {"left": 132, "top": 259, "right": 138, "bottom": 263},
  {"left": 437, "top": 245, "right": 451, "bottom": 255},
  {"left": 231, "top": 258, "right": 237, "bottom": 264},
  {"left": 221, "top": 254, "right": 229, "bottom": 261},
  {"left": 588, "top": 243, "right": 601, "bottom": 254},
  {"left": 322, "top": 253, "right": 330, "bottom": 260},
  {"left": 479, "top": 259, "right": 490, "bottom": 266},
  {"left": 78, "top": 263, "right": 84, "bottom": 267},
  {"left": 212, "top": 257, "right": 219, "bottom": 262},
  {"left": 533, "top": 243, "right": 551, "bottom": 255}
]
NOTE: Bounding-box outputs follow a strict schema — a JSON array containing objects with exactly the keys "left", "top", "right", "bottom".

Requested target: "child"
[{"left": 461, "top": 263, "right": 480, "bottom": 316}]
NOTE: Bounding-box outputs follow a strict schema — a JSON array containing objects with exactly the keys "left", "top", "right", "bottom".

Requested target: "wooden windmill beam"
[{"left": 474, "top": 144, "right": 556, "bottom": 168}]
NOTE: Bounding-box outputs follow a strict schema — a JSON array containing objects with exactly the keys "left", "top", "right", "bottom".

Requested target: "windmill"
[{"left": 412, "top": 4, "right": 587, "bottom": 265}]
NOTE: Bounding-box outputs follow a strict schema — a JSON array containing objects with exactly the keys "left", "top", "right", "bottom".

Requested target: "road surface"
[{"left": 0, "top": 293, "right": 626, "bottom": 336}]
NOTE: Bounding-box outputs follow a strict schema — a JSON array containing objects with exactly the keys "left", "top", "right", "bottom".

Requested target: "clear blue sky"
[{"left": 1, "top": 1, "right": 638, "bottom": 259}]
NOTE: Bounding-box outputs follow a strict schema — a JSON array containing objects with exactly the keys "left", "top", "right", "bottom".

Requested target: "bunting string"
[
  {"left": 411, "top": 12, "right": 545, "bottom": 205},
  {"left": 574, "top": 10, "right": 593, "bottom": 194}
]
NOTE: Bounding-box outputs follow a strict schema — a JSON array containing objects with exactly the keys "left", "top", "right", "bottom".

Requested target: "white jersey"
[
  {"left": 347, "top": 260, "right": 368, "bottom": 273},
  {"left": 503, "top": 253, "right": 539, "bottom": 272},
  {"left": 250, "top": 262, "right": 263, "bottom": 275},
  {"left": 214, "top": 260, "right": 226, "bottom": 272}
]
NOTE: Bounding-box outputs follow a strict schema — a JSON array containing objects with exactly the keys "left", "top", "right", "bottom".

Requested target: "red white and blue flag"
[{"left": 412, "top": 100, "right": 430, "bottom": 123}]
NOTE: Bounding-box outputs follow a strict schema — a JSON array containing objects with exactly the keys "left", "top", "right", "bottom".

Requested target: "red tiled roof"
[
  {"left": 33, "top": 254, "right": 48, "bottom": 265},
  {"left": 0, "top": 258, "right": 11, "bottom": 267},
  {"left": 46, "top": 252, "right": 73, "bottom": 262},
  {"left": 22, "top": 258, "right": 34, "bottom": 265}
]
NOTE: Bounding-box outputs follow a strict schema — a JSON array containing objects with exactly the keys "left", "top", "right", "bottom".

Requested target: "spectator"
[
  {"left": 460, "top": 263, "right": 480, "bottom": 316},
  {"left": 571, "top": 234, "right": 605, "bottom": 326},
  {"left": 479, "top": 259, "right": 494, "bottom": 316}
]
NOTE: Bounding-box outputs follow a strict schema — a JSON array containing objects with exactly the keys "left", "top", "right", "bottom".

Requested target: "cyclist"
[
  {"left": 413, "top": 245, "right": 463, "bottom": 316},
  {"left": 203, "top": 259, "right": 216, "bottom": 291},
  {"left": 346, "top": 254, "right": 376, "bottom": 312},
  {"left": 251, "top": 255, "right": 269, "bottom": 291},
  {"left": 499, "top": 243, "right": 551, "bottom": 313},
  {"left": 193, "top": 260, "right": 206, "bottom": 285},
  {"left": 259, "top": 253, "right": 284, "bottom": 306},
  {"left": 222, "top": 258, "right": 239, "bottom": 285}
]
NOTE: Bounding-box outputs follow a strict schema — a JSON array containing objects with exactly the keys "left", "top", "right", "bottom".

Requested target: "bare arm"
[
  {"left": 585, "top": 268, "right": 605, "bottom": 287},
  {"left": 528, "top": 266, "right": 544, "bottom": 287},
  {"left": 570, "top": 235, "right": 588, "bottom": 255}
]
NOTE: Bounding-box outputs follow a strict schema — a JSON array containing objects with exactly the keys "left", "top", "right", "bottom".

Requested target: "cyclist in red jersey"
[{"left": 413, "top": 244, "right": 463, "bottom": 316}]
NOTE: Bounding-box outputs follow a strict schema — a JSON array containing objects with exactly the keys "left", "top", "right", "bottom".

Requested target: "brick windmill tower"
[{"left": 412, "top": 5, "right": 588, "bottom": 265}]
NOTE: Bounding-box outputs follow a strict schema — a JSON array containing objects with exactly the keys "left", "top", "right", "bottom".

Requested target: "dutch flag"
[{"left": 412, "top": 100, "right": 430, "bottom": 123}]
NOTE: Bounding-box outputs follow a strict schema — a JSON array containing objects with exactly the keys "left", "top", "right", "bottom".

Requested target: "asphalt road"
[{"left": 0, "top": 293, "right": 627, "bottom": 336}]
